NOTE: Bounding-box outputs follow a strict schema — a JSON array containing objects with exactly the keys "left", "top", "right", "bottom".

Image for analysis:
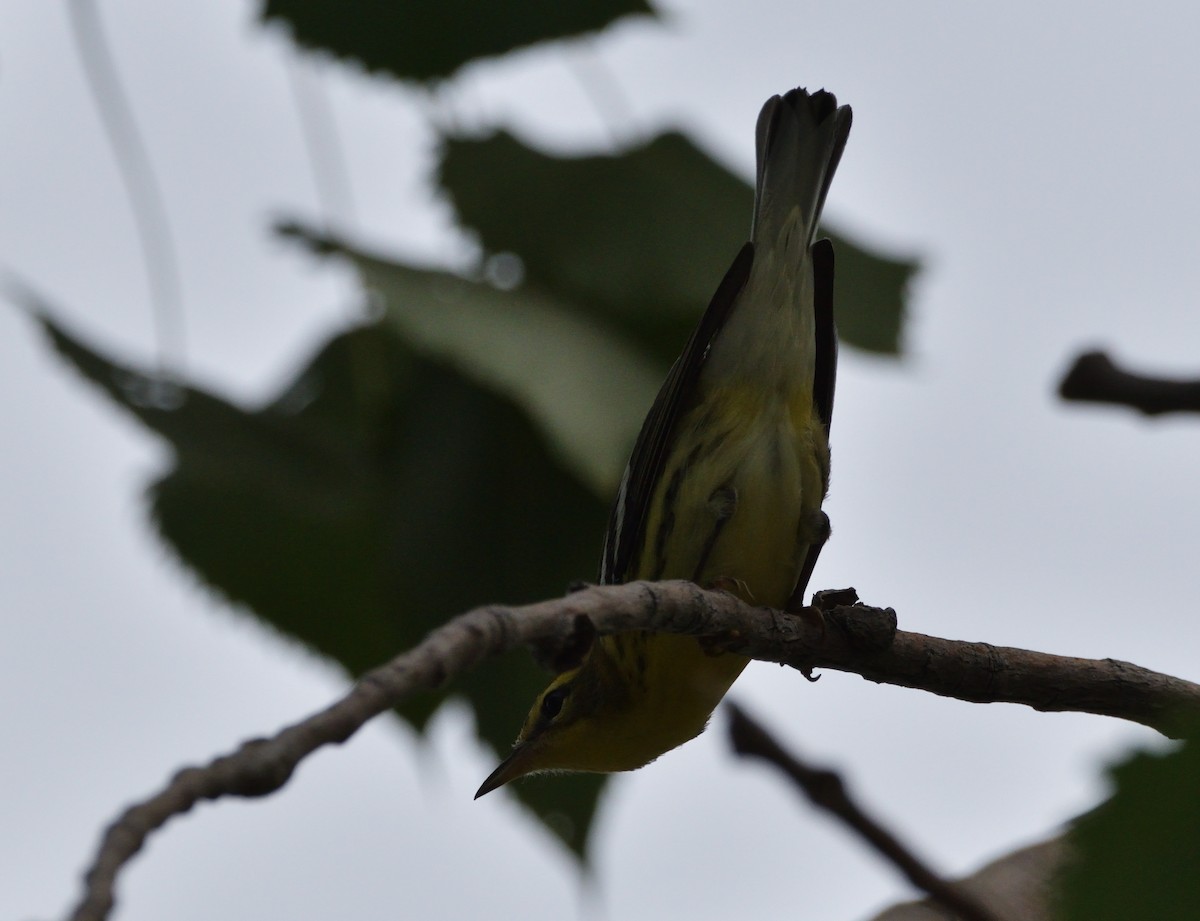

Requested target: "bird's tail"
[{"left": 751, "top": 88, "right": 852, "bottom": 247}]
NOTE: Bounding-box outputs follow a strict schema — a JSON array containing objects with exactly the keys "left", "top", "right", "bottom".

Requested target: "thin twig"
[
  {"left": 284, "top": 54, "right": 357, "bottom": 233},
  {"left": 865, "top": 837, "right": 1067, "bottom": 921},
  {"left": 727, "top": 703, "right": 1009, "bottom": 921},
  {"left": 63, "top": 580, "right": 1200, "bottom": 921},
  {"left": 564, "top": 40, "right": 641, "bottom": 147},
  {"left": 67, "top": 0, "right": 185, "bottom": 373}
]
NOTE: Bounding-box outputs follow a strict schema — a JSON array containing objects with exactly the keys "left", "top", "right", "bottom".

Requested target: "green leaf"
[
  {"left": 440, "top": 131, "right": 917, "bottom": 358},
  {"left": 278, "top": 222, "right": 661, "bottom": 496},
  {"left": 35, "top": 309, "right": 610, "bottom": 857},
  {"left": 260, "top": 0, "right": 655, "bottom": 83},
  {"left": 1057, "top": 731, "right": 1200, "bottom": 920},
  {"left": 827, "top": 231, "right": 914, "bottom": 355}
]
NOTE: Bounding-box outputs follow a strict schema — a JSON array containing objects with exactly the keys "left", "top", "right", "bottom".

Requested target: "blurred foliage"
[
  {"left": 1056, "top": 730, "right": 1200, "bottom": 920},
  {"left": 33, "top": 0, "right": 920, "bottom": 861},
  {"left": 441, "top": 131, "right": 916, "bottom": 359},
  {"left": 269, "top": 174, "right": 911, "bottom": 850},
  {"left": 36, "top": 312, "right": 609, "bottom": 856},
  {"left": 33, "top": 0, "right": 1197, "bottom": 901},
  {"left": 36, "top": 128, "right": 916, "bottom": 856},
  {"left": 260, "top": 0, "right": 655, "bottom": 82},
  {"left": 277, "top": 221, "right": 662, "bottom": 495}
]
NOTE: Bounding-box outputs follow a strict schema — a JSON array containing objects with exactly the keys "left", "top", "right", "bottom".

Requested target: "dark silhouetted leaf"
[
  {"left": 1057, "top": 731, "right": 1200, "bottom": 920},
  {"left": 440, "top": 131, "right": 917, "bottom": 358},
  {"left": 36, "top": 309, "right": 610, "bottom": 857},
  {"left": 261, "top": 0, "right": 655, "bottom": 82},
  {"left": 828, "top": 231, "right": 914, "bottom": 355}
]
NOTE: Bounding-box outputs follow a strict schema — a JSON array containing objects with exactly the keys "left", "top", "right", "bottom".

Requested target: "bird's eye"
[{"left": 540, "top": 686, "right": 569, "bottom": 720}]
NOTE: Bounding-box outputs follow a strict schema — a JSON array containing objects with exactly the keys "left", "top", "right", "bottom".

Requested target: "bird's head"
[
  {"left": 476, "top": 633, "right": 737, "bottom": 797},
  {"left": 475, "top": 640, "right": 658, "bottom": 798}
]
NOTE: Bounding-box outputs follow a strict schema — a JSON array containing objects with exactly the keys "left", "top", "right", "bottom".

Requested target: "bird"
[{"left": 477, "top": 87, "right": 851, "bottom": 798}]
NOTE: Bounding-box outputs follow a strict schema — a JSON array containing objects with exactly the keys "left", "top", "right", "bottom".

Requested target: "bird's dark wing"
[
  {"left": 787, "top": 236, "right": 838, "bottom": 609},
  {"left": 811, "top": 237, "right": 837, "bottom": 434},
  {"left": 599, "top": 242, "right": 755, "bottom": 584}
]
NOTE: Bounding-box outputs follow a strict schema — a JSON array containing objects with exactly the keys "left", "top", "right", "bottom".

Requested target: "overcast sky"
[{"left": 4, "top": 3, "right": 1200, "bottom": 920}]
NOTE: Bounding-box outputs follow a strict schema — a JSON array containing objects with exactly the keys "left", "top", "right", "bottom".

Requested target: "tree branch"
[
  {"left": 728, "top": 703, "right": 1010, "bottom": 921},
  {"left": 1059, "top": 349, "right": 1200, "bottom": 415},
  {"left": 63, "top": 581, "right": 1200, "bottom": 921},
  {"left": 866, "top": 837, "right": 1066, "bottom": 921},
  {"left": 803, "top": 591, "right": 1200, "bottom": 735}
]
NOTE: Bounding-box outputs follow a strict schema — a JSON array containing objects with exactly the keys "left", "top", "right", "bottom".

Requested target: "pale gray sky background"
[{"left": 4, "top": 2, "right": 1199, "bottom": 920}]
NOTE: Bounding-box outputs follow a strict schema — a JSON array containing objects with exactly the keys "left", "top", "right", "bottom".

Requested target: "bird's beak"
[{"left": 475, "top": 741, "right": 537, "bottom": 799}]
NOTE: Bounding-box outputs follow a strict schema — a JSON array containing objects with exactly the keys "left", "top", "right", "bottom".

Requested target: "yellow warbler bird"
[{"left": 477, "top": 87, "right": 851, "bottom": 797}]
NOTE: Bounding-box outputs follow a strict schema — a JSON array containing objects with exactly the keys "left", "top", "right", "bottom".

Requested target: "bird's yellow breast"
[
  {"left": 590, "top": 384, "right": 828, "bottom": 765},
  {"left": 638, "top": 383, "right": 828, "bottom": 609}
]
